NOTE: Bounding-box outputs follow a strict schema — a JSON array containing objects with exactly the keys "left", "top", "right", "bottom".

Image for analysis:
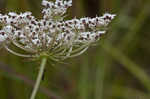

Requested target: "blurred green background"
[{"left": 0, "top": 0, "right": 150, "bottom": 99}]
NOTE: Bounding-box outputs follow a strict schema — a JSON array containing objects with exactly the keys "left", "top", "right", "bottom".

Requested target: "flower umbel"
[
  {"left": 0, "top": 0, "right": 115, "bottom": 61},
  {"left": 0, "top": 0, "right": 116, "bottom": 99}
]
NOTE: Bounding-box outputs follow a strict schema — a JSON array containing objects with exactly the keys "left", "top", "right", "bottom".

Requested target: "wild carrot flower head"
[{"left": 0, "top": 0, "right": 115, "bottom": 61}]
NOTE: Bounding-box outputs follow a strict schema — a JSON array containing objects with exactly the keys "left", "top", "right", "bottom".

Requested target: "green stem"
[
  {"left": 30, "top": 57, "right": 47, "bottom": 99},
  {"left": 101, "top": 42, "right": 150, "bottom": 92}
]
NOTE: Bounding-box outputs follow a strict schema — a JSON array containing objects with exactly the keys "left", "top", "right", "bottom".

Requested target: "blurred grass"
[{"left": 0, "top": 0, "right": 150, "bottom": 99}]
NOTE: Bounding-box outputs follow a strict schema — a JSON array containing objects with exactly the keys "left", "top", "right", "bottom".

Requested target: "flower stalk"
[{"left": 30, "top": 57, "right": 47, "bottom": 99}]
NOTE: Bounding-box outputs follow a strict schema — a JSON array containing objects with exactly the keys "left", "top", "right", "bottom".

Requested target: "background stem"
[{"left": 30, "top": 57, "right": 47, "bottom": 99}]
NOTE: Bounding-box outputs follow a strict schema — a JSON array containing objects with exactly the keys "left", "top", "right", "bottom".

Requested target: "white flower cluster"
[{"left": 0, "top": 0, "right": 115, "bottom": 61}]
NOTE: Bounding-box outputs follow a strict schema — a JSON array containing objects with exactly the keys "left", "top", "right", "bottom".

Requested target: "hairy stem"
[{"left": 30, "top": 57, "right": 47, "bottom": 99}]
